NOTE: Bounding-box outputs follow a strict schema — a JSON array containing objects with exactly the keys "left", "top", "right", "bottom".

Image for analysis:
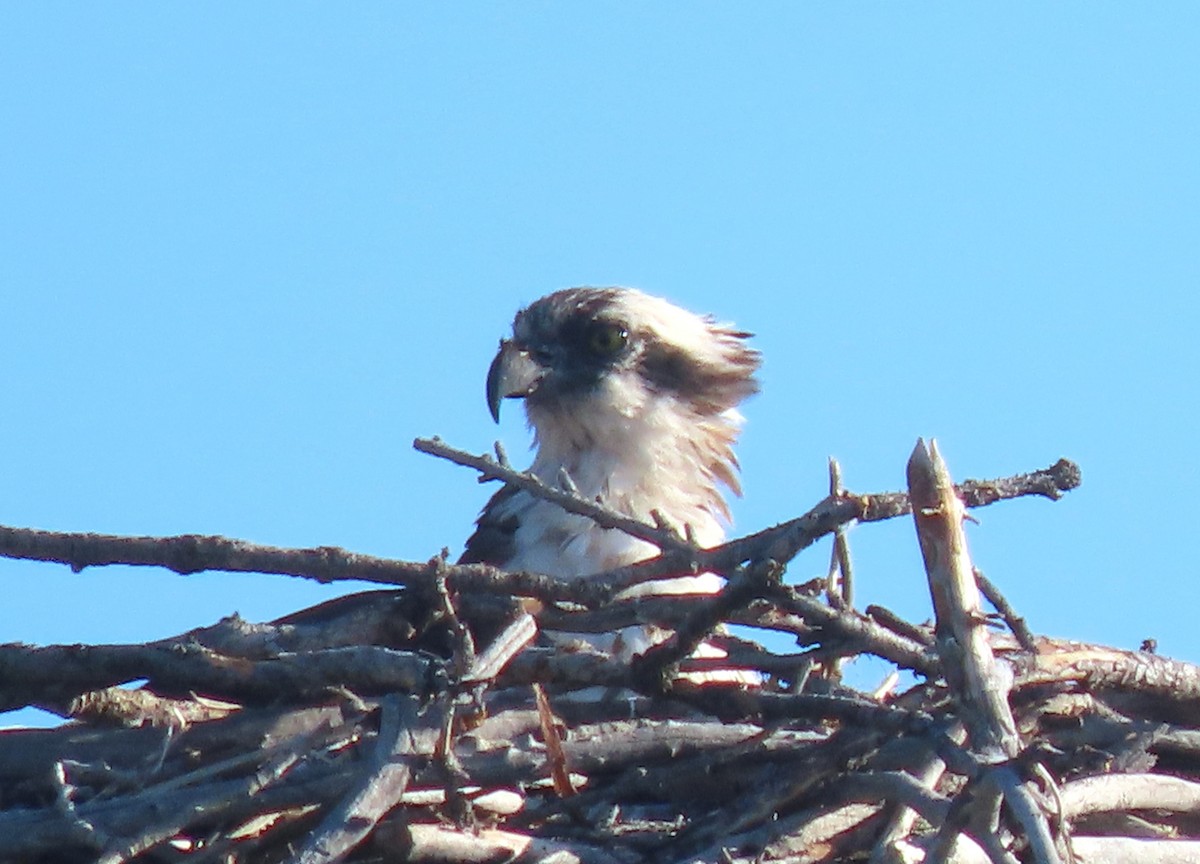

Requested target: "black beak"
[{"left": 485, "top": 340, "right": 544, "bottom": 422}]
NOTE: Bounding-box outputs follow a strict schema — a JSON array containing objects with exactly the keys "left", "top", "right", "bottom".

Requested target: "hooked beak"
[{"left": 485, "top": 340, "right": 545, "bottom": 422}]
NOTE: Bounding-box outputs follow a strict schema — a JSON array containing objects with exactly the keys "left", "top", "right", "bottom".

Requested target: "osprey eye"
[{"left": 588, "top": 323, "right": 628, "bottom": 357}]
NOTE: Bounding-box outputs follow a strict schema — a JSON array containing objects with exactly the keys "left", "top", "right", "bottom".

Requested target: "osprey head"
[{"left": 486, "top": 287, "right": 760, "bottom": 426}]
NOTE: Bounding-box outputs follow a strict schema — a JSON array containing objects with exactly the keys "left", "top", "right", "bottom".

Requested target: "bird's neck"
[{"left": 525, "top": 399, "right": 740, "bottom": 548}]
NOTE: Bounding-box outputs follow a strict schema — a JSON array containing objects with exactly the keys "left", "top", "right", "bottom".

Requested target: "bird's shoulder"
[{"left": 458, "top": 483, "right": 524, "bottom": 566}]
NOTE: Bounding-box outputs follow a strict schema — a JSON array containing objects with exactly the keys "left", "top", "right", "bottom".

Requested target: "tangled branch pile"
[{"left": 2, "top": 438, "right": 1199, "bottom": 863}]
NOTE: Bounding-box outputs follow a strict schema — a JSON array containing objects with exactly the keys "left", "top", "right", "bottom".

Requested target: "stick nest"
[{"left": 2, "top": 438, "right": 1196, "bottom": 864}]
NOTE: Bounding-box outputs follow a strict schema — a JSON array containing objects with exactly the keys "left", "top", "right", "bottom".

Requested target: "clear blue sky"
[{"left": 2, "top": 6, "right": 1197, "bottom": 725}]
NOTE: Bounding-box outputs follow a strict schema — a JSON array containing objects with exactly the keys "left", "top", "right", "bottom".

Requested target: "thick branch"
[
  {"left": 908, "top": 438, "right": 1019, "bottom": 760},
  {"left": 907, "top": 439, "right": 1060, "bottom": 864},
  {"left": 577, "top": 455, "right": 1080, "bottom": 601},
  {"left": 0, "top": 523, "right": 601, "bottom": 605},
  {"left": 0, "top": 445, "right": 1079, "bottom": 614},
  {"left": 1059, "top": 773, "right": 1200, "bottom": 820},
  {"left": 1015, "top": 639, "right": 1200, "bottom": 704},
  {"left": 294, "top": 695, "right": 424, "bottom": 864},
  {"left": 0, "top": 641, "right": 443, "bottom": 713}
]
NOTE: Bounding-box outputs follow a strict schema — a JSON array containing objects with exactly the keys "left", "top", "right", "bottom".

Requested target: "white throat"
[{"left": 523, "top": 380, "right": 742, "bottom": 565}]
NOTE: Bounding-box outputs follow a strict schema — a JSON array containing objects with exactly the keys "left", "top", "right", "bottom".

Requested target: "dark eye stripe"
[{"left": 640, "top": 340, "right": 760, "bottom": 413}]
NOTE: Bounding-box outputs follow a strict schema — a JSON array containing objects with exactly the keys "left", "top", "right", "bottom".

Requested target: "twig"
[
  {"left": 533, "top": 683, "right": 576, "bottom": 797},
  {"left": 414, "top": 436, "right": 696, "bottom": 556},
  {"left": 988, "top": 764, "right": 1062, "bottom": 864},
  {"left": 583, "top": 456, "right": 1081, "bottom": 602},
  {"left": 152, "top": 716, "right": 360, "bottom": 798},
  {"left": 869, "top": 724, "right": 968, "bottom": 864},
  {"left": 499, "top": 645, "right": 630, "bottom": 691},
  {"left": 768, "top": 587, "right": 941, "bottom": 675},
  {"left": 632, "top": 559, "right": 781, "bottom": 691},
  {"left": 50, "top": 760, "right": 108, "bottom": 850},
  {"left": 462, "top": 612, "right": 538, "bottom": 685},
  {"left": 865, "top": 604, "right": 936, "bottom": 648},
  {"left": 94, "top": 721, "right": 325, "bottom": 864},
  {"left": 975, "top": 569, "right": 1037, "bottom": 652},
  {"left": 397, "top": 823, "right": 632, "bottom": 864},
  {"left": 433, "top": 569, "right": 476, "bottom": 682},
  {"left": 67, "top": 687, "right": 238, "bottom": 727},
  {"left": 826, "top": 457, "right": 855, "bottom": 609},
  {"left": 534, "top": 586, "right": 939, "bottom": 678},
  {"left": 925, "top": 774, "right": 1019, "bottom": 864},
  {"left": 294, "top": 695, "right": 422, "bottom": 864},
  {"left": 834, "top": 770, "right": 955, "bottom": 831},
  {"left": 824, "top": 458, "right": 854, "bottom": 683}
]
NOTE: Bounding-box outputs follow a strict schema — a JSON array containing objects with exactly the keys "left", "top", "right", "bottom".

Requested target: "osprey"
[{"left": 460, "top": 287, "right": 760, "bottom": 664}]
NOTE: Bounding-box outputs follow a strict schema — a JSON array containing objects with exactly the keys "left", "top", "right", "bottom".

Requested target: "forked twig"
[{"left": 413, "top": 436, "right": 696, "bottom": 556}]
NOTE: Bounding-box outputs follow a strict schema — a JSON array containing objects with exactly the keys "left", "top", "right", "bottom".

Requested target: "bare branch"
[
  {"left": 976, "top": 568, "right": 1036, "bottom": 651},
  {"left": 1069, "top": 837, "right": 1200, "bottom": 864},
  {"left": 0, "top": 443, "right": 1080, "bottom": 618},
  {"left": 584, "top": 455, "right": 1082, "bottom": 601},
  {"left": 1015, "top": 638, "right": 1200, "bottom": 702},
  {"left": 0, "top": 640, "right": 443, "bottom": 713},
  {"left": 908, "top": 439, "right": 1060, "bottom": 864},
  {"left": 462, "top": 612, "right": 538, "bottom": 684},
  {"left": 414, "top": 436, "right": 696, "bottom": 555},
  {"left": 293, "top": 695, "right": 424, "bottom": 864},
  {"left": 1059, "top": 773, "right": 1200, "bottom": 821},
  {"left": 632, "top": 559, "right": 782, "bottom": 690},
  {"left": 826, "top": 456, "right": 855, "bottom": 609},
  {"left": 908, "top": 438, "right": 1019, "bottom": 760}
]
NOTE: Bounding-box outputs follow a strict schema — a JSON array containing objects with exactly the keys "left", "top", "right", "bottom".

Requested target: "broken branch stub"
[{"left": 907, "top": 438, "right": 1019, "bottom": 761}]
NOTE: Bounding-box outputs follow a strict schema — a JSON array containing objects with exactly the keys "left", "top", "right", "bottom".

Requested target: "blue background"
[{"left": 2, "top": 6, "right": 1196, "bottom": 724}]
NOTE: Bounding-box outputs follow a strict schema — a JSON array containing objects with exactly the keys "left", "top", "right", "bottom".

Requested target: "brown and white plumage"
[{"left": 460, "top": 287, "right": 760, "bottom": 664}]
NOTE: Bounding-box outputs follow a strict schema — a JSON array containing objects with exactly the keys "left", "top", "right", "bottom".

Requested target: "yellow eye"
[{"left": 588, "top": 322, "right": 628, "bottom": 356}]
